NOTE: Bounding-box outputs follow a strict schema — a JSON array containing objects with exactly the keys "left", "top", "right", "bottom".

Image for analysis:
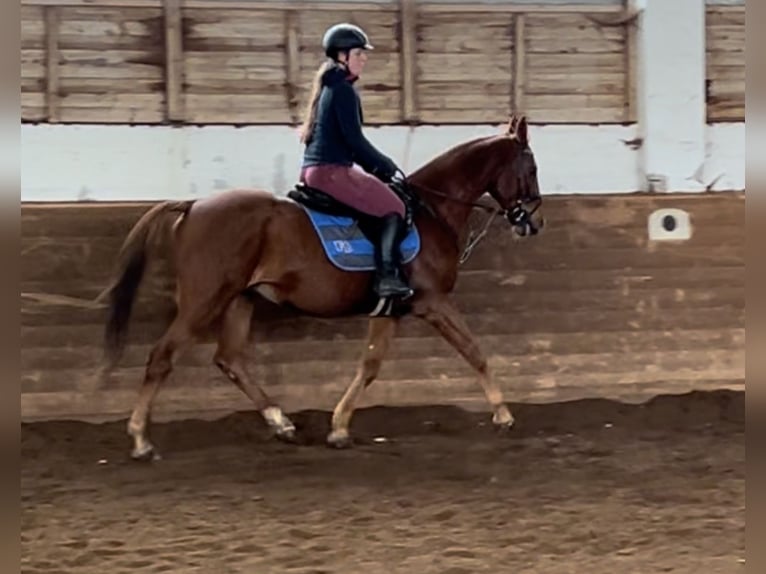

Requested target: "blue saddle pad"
[{"left": 300, "top": 206, "right": 420, "bottom": 272}]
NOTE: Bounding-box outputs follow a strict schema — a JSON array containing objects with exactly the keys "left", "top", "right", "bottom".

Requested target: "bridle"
[{"left": 397, "top": 173, "right": 542, "bottom": 264}]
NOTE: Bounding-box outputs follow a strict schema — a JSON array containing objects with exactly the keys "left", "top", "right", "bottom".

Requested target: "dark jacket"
[{"left": 302, "top": 64, "right": 397, "bottom": 182}]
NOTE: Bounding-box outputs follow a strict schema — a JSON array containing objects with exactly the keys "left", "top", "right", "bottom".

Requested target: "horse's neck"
[{"left": 411, "top": 136, "right": 502, "bottom": 236}]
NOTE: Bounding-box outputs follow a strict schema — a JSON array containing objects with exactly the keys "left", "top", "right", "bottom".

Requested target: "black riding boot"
[{"left": 374, "top": 213, "right": 414, "bottom": 299}]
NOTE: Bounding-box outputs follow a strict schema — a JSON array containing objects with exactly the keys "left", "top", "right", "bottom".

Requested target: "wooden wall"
[
  {"left": 21, "top": 193, "right": 745, "bottom": 422},
  {"left": 705, "top": 4, "right": 745, "bottom": 122},
  {"left": 21, "top": 0, "right": 638, "bottom": 126}
]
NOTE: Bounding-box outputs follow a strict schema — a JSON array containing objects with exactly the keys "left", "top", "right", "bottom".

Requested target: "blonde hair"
[{"left": 299, "top": 60, "right": 334, "bottom": 144}]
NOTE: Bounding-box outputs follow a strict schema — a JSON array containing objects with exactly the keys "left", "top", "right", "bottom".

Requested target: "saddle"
[
  {"left": 286, "top": 181, "right": 422, "bottom": 318},
  {"left": 288, "top": 182, "right": 380, "bottom": 241},
  {"left": 287, "top": 179, "right": 418, "bottom": 231}
]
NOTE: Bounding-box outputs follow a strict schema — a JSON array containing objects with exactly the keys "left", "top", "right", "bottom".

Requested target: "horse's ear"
[
  {"left": 507, "top": 114, "right": 520, "bottom": 135},
  {"left": 517, "top": 116, "right": 529, "bottom": 145}
]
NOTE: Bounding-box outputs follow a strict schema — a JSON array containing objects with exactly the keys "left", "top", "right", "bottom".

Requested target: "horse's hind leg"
[
  {"left": 327, "top": 317, "right": 398, "bottom": 448},
  {"left": 128, "top": 318, "right": 193, "bottom": 460},
  {"left": 414, "top": 295, "right": 514, "bottom": 429},
  {"left": 213, "top": 294, "right": 296, "bottom": 441}
]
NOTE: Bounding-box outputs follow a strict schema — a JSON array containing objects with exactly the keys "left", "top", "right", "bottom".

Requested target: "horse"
[{"left": 101, "top": 114, "right": 544, "bottom": 460}]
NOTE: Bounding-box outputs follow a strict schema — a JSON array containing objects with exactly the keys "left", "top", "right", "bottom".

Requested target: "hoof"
[
  {"left": 492, "top": 408, "right": 515, "bottom": 433},
  {"left": 131, "top": 445, "right": 161, "bottom": 462},
  {"left": 493, "top": 422, "right": 514, "bottom": 436},
  {"left": 326, "top": 431, "right": 353, "bottom": 450},
  {"left": 274, "top": 428, "right": 299, "bottom": 444}
]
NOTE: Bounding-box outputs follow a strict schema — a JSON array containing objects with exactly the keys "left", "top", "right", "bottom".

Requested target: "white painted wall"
[{"left": 20, "top": 121, "right": 743, "bottom": 202}]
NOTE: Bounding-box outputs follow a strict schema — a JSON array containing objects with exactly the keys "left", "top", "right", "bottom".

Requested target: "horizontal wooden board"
[
  {"left": 525, "top": 72, "right": 624, "bottom": 95},
  {"left": 56, "top": 48, "right": 164, "bottom": 81},
  {"left": 705, "top": 6, "right": 744, "bottom": 121},
  {"left": 525, "top": 13, "right": 626, "bottom": 54},
  {"left": 417, "top": 12, "right": 514, "bottom": 54},
  {"left": 21, "top": 5, "right": 45, "bottom": 48},
  {"left": 57, "top": 93, "right": 165, "bottom": 123},
  {"left": 418, "top": 53, "right": 512, "bottom": 82},
  {"left": 21, "top": 49, "right": 46, "bottom": 79},
  {"left": 184, "top": 105, "right": 292, "bottom": 124},
  {"left": 22, "top": 93, "right": 47, "bottom": 121},
  {"left": 183, "top": 8, "right": 286, "bottom": 52},
  {"left": 297, "top": 10, "right": 400, "bottom": 53},
  {"left": 57, "top": 10, "right": 163, "bottom": 50},
  {"left": 184, "top": 52, "right": 287, "bottom": 83},
  {"left": 524, "top": 94, "right": 626, "bottom": 122}
]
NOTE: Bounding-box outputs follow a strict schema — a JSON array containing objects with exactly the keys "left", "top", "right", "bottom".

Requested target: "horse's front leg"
[
  {"left": 327, "top": 317, "right": 399, "bottom": 448},
  {"left": 414, "top": 295, "right": 514, "bottom": 428}
]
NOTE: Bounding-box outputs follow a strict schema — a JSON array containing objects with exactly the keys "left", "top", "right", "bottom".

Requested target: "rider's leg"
[
  {"left": 301, "top": 165, "right": 413, "bottom": 299},
  {"left": 301, "top": 164, "right": 405, "bottom": 217}
]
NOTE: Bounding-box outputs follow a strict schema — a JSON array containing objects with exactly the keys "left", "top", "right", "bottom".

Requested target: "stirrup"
[{"left": 376, "top": 281, "right": 414, "bottom": 300}]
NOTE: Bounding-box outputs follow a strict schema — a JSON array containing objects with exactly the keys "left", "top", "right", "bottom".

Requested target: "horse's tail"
[{"left": 99, "top": 200, "right": 193, "bottom": 368}]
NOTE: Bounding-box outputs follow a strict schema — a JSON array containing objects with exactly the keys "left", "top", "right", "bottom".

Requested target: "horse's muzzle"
[{"left": 507, "top": 199, "right": 543, "bottom": 236}]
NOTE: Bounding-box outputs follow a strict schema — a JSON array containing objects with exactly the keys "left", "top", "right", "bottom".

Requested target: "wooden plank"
[
  {"left": 707, "top": 51, "right": 745, "bottom": 67},
  {"left": 183, "top": 95, "right": 291, "bottom": 124},
  {"left": 45, "top": 6, "right": 60, "bottom": 122},
  {"left": 400, "top": 0, "right": 417, "bottom": 122},
  {"left": 59, "top": 77, "right": 164, "bottom": 94},
  {"left": 284, "top": 10, "right": 300, "bottom": 124},
  {"left": 418, "top": 3, "right": 624, "bottom": 14},
  {"left": 21, "top": 49, "right": 46, "bottom": 79},
  {"left": 419, "top": 92, "right": 510, "bottom": 111},
  {"left": 417, "top": 12, "right": 514, "bottom": 53},
  {"left": 21, "top": 6, "right": 46, "bottom": 48},
  {"left": 418, "top": 53, "right": 511, "bottom": 82},
  {"left": 163, "top": 0, "right": 184, "bottom": 121},
  {"left": 297, "top": 10, "right": 400, "bottom": 53},
  {"left": 57, "top": 93, "right": 165, "bottom": 123},
  {"left": 22, "top": 93, "right": 47, "bottom": 121},
  {"left": 625, "top": 13, "right": 637, "bottom": 122},
  {"left": 185, "top": 52, "right": 287, "bottom": 83},
  {"left": 513, "top": 14, "right": 525, "bottom": 112},
  {"left": 525, "top": 72, "right": 625, "bottom": 95},
  {"left": 58, "top": 49, "right": 164, "bottom": 81},
  {"left": 527, "top": 51, "right": 625, "bottom": 70},
  {"left": 21, "top": 343, "right": 745, "bottom": 393},
  {"left": 183, "top": 8, "right": 285, "bottom": 52},
  {"left": 418, "top": 108, "right": 515, "bottom": 124},
  {"left": 418, "top": 82, "right": 510, "bottom": 100},
  {"left": 524, "top": 106, "right": 626, "bottom": 124}
]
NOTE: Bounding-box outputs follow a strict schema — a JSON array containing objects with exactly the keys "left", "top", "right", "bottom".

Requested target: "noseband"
[{"left": 507, "top": 197, "right": 542, "bottom": 236}]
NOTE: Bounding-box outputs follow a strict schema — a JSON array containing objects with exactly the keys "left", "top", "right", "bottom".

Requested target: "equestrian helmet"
[{"left": 322, "top": 23, "right": 374, "bottom": 58}]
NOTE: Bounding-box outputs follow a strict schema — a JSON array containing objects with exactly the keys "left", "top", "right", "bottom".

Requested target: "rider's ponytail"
[{"left": 299, "top": 60, "right": 333, "bottom": 144}]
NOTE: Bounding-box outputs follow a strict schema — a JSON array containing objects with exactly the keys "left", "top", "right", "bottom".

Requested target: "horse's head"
[{"left": 488, "top": 115, "right": 544, "bottom": 238}]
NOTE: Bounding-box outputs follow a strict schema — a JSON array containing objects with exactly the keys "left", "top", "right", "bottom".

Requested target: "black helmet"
[{"left": 322, "top": 23, "right": 374, "bottom": 58}]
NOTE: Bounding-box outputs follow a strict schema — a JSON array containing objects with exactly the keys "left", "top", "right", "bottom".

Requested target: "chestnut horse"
[{"left": 102, "top": 115, "right": 543, "bottom": 460}]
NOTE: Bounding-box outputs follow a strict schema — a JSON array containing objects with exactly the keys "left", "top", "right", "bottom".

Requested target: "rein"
[
  {"left": 400, "top": 176, "right": 542, "bottom": 265},
  {"left": 403, "top": 178, "right": 502, "bottom": 215}
]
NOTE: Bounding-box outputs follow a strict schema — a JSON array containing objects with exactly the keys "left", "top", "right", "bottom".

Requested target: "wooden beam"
[
  {"left": 23, "top": 0, "right": 162, "bottom": 6},
  {"left": 399, "top": 0, "right": 418, "bottom": 123},
  {"left": 513, "top": 14, "right": 525, "bottom": 114},
  {"left": 22, "top": 0, "right": 629, "bottom": 11},
  {"left": 163, "top": 0, "right": 184, "bottom": 122},
  {"left": 44, "top": 6, "right": 59, "bottom": 123},
  {"left": 418, "top": 3, "right": 624, "bottom": 14},
  {"left": 624, "top": 16, "right": 637, "bottom": 123},
  {"left": 284, "top": 10, "right": 301, "bottom": 124}
]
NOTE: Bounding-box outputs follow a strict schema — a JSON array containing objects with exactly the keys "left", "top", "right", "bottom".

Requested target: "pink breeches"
[{"left": 300, "top": 164, "right": 405, "bottom": 218}]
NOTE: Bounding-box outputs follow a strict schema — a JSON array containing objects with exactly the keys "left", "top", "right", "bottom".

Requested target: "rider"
[{"left": 298, "top": 23, "right": 413, "bottom": 300}]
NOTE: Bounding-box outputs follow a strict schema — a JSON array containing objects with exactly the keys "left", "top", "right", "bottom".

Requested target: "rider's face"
[{"left": 342, "top": 48, "right": 368, "bottom": 77}]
